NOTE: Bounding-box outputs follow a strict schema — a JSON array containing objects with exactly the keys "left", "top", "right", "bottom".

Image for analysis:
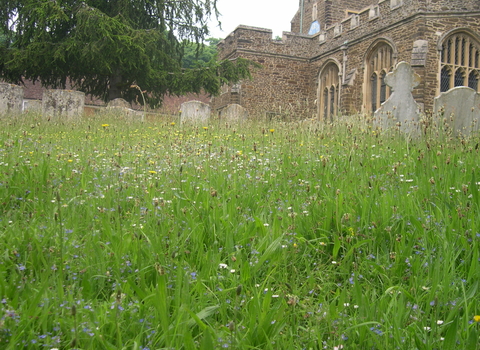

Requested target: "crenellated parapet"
[{"left": 218, "top": 25, "right": 313, "bottom": 61}]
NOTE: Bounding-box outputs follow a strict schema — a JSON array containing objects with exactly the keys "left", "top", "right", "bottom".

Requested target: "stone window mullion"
[
  {"left": 464, "top": 38, "right": 470, "bottom": 67},
  {"left": 365, "top": 42, "right": 394, "bottom": 113},
  {"left": 449, "top": 39, "right": 454, "bottom": 64},
  {"left": 440, "top": 32, "right": 480, "bottom": 92},
  {"left": 319, "top": 63, "right": 340, "bottom": 121}
]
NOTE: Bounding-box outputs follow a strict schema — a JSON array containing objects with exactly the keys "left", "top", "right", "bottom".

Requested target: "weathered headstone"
[
  {"left": 23, "top": 100, "right": 42, "bottom": 113},
  {"left": 180, "top": 100, "right": 211, "bottom": 123},
  {"left": 0, "top": 83, "right": 24, "bottom": 115},
  {"left": 106, "top": 98, "right": 144, "bottom": 119},
  {"left": 220, "top": 104, "right": 248, "bottom": 122},
  {"left": 434, "top": 87, "right": 480, "bottom": 136},
  {"left": 374, "top": 61, "right": 422, "bottom": 134},
  {"left": 107, "top": 98, "right": 131, "bottom": 109},
  {"left": 42, "top": 89, "right": 85, "bottom": 119}
]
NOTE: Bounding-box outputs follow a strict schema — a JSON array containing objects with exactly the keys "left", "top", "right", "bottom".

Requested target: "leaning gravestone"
[
  {"left": 374, "top": 61, "right": 422, "bottom": 134},
  {"left": 434, "top": 87, "right": 480, "bottom": 136},
  {"left": 180, "top": 100, "right": 211, "bottom": 123},
  {"left": 42, "top": 89, "right": 85, "bottom": 119},
  {"left": 0, "top": 83, "right": 24, "bottom": 115},
  {"left": 220, "top": 104, "right": 248, "bottom": 122}
]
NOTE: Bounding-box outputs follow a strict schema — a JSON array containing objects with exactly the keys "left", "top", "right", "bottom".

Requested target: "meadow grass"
[{"left": 0, "top": 112, "right": 479, "bottom": 350}]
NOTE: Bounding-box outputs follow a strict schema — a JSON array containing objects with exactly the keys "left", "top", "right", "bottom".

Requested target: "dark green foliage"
[
  {"left": 0, "top": 1, "right": 257, "bottom": 107},
  {"left": 182, "top": 38, "right": 220, "bottom": 69}
]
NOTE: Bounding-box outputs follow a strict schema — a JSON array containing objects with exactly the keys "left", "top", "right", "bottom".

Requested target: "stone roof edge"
[
  {"left": 222, "top": 49, "right": 310, "bottom": 63},
  {"left": 310, "top": 10, "right": 480, "bottom": 62}
]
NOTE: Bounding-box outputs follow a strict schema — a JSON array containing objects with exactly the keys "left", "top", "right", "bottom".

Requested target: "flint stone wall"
[
  {"left": 0, "top": 83, "right": 24, "bottom": 115},
  {"left": 42, "top": 89, "right": 85, "bottom": 119}
]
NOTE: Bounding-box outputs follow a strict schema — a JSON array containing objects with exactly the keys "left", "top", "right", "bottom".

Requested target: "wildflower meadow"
[{"left": 0, "top": 113, "right": 479, "bottom": 349}]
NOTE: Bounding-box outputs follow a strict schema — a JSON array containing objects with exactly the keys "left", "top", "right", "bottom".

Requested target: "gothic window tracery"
[
  {"left": 365, "top": 43, "right": 394, "bottom": 113},
  {"left": 440, "top": 32, "right": 480, "bottom": 92},
  {"left": 318, "top": 63, "right": 339, "bottom": 122}
]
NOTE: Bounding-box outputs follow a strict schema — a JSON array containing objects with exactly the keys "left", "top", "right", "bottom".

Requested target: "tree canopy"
[
  {"left": 0, "top": 1, "right": 257, "bottom": 107},
  {"left": 182, "top": 37, "right": 220, "bottom": 69}
]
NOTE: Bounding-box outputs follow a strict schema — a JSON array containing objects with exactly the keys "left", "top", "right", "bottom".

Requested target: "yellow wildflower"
[{"left": 474, "top": 315, "right": 480, "bottom": 322}]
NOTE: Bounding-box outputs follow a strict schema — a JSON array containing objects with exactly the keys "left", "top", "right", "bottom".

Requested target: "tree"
[
  {"left": 182, "top": 38, "right": 220, "bottom": 69},
  {"left": 0, "top": 1, "right": 257, "bottom": 107}
]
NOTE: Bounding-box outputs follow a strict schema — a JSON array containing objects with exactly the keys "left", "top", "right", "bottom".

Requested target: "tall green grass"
[{"left": 0, "top": 113, "right": 479, "bottom": 349}]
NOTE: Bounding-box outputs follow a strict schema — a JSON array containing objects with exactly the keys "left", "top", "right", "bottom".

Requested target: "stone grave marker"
[
  {"left": 23, "top": 100, "right": 42, "bottom": 113},
  {"left": 180, "top": 100, "right": 211, "bottom": 123},
  {"left": 374, "top": 61, "right": 422, "bottom": 134},
  {"left": 42, "top": 89, "right": 85, "bottom": 119},
  {"left": 107, "top": 98, "right": 131, "bottom": 109},
  {"left": 106, "top": 98, "right": 144, "bottom": 120},
  {"left": 0, "top": 83, "right": 24, "bottom": 115},
  {"left": 220, "top": 104, "right": 248, "bottom": 122},
  {"left": 434, "top": 87, "right": 480, "bottom": 136}
]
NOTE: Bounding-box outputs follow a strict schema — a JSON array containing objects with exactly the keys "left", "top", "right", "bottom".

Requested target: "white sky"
[{"left": 208, "top": 0, "right": 299, "bottom": 39}]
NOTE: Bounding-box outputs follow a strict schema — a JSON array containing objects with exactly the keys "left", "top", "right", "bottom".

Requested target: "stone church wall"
[{"left": 213, "top": 0, "right": 480, "bottom": 119}]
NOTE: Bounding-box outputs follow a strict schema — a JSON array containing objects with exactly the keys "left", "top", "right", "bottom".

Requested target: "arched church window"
[
  {"left": 440, "top": 32, "right": 480, "bottom": 92},
  {"left": 318, "top": 63, "right": 339, "bottom": 122},
  {"left": 365, "top": 43, "right": 394, "bottom": 113}
]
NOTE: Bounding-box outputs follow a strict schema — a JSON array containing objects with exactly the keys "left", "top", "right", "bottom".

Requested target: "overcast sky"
[{"left": 207, "top": 0, "right": 299, "bottom": 39}]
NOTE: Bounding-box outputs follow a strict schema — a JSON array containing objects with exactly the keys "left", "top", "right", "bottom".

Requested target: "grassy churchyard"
[{"left": 0, "top": 113, "right": 479, "bottom": 349}]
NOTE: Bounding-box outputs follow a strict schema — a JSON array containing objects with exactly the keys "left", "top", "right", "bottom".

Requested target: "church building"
[{"left": 211, "top": 0, "right": 480, "bottom": 120}]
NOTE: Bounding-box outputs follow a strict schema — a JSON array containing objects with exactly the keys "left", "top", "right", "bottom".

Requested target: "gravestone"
[
  {"left": 107, "top": 98, "right": 131, "bottom": 109},
  {"left": 42, "top": 89, "right": 85, "bottom": 119},
  {"left": 0, "top": 83, "right": 24, "bottom": 115},
  {"left": 374, "top": 61, "right": 422, "bottom": 134},
  {"left": 220, "top": 104, "right": 248, "bottom": 122},
  {"left": 434, "top": 87, "right": 480, "bottom": 136},
  {"left": 180, "top": 100, "right": 211, "bottom": 123},
  {"left": 106, "top": 98, "right": 144, "bottom": 119},
  {"left": 23, "top": 100, "right": 42, "bottom": 113}
]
